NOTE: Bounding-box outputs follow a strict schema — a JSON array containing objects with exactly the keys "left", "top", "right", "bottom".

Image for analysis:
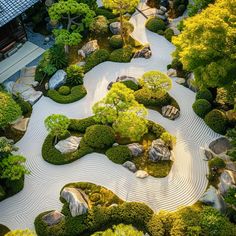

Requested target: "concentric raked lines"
[{"left": 0, "top": 3, "right": 220, "bottom": 230}]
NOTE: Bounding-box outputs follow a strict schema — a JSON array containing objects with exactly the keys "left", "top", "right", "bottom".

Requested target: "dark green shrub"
[
  {"left": 105, "top": 145, "right": 132, "bottom": 164},
  {"left": 84, "top": 49, "right": 110, "bottom": 72},
  {"left": 171, "top": 58, "right": 183, "bottom": 71},
  {"left": 177, "top": 4, "right": 186, "bottom": 15},
  {"left": 0, "top": 186, "right": 6, "bottom": 201},
  {"left": 0, "top": 224, "right": 10, "bottom": 236},
  {"left": 95, "top": 7, "right": 117, "bottom": 19},
  {"left": 109, "top": 46, "right": 133, "bottom": 63},
  {"left": 208, "top": 157, "right": 226, "bottom": 170},
  {"left": 204, "top": 109, "right": 227, "bottom": 134},
  {"left": 47, "top": 85, "right": 87, "bottom": 104},
  {"left": 121, "top": 80, "right": 139, "bottom": 91},
  {"left": 157, "top": 30, "right": 164, "bottom": 35},
  {"left": 5, "top": 176, "right": 24, "bottom": 196},
  {"left": 164, "top": 28, "right": 174, "bottom": 42},
  {"left": 147, "top": 120, "right": 165, "bottom": 138},
  {"left": 146, "top": 17, "right": 166, "bottom": 32},
  {"left": 196, "top": 88, "right": 213, "bottom": 102},
  {"left": 78, "top": 0, "right": 98, "bottom": 10},
  {"left": 66, "top": 64, "right": 84, "bottom": 86},
  {"left": 58, "top": 86, "right": 70, "bottom": 95},
  {"left": 192, "top": 99, "right": 212, "bottom": 118},
  {"left": 49, "top": 44, "right": 68, "bottom": 69},
  {"left": 84, "top": 125, "right": 115, "bottom": 149},
  {"left": 225, "top": 188, "right": 236, "bottom": 207},
  {"left": 109, "top": 35, "right": 123, "bottom": 49},
  {"left": 69, "top": 117, "right": 98, "bottom": 133},
  {"left": 14, "top": 96, "right": 32, "bottom": 115}
]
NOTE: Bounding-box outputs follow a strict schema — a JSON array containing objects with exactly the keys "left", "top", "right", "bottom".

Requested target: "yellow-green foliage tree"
[
  {"left": 173, "top": 0, "right": 236, "bottom": 91},
  {"left": 5, "top": 229, "right": 36, "bottom": 236},
  {"left": 102, "top": 0, "right": 139, "bottom": 43}
]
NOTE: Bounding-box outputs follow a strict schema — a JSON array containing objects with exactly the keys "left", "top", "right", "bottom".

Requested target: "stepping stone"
[{"left": 162, "top": 105, "right": 180, "bottom": 120}]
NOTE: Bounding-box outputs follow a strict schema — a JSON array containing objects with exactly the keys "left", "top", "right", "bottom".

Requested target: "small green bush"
[
  {"left": 147, "top": 120, "right": 166, "bottom": 138},
  {"left": 208, "top": 157, "right": 226, "bottom": 170},
  {"left": 84, "top": 125, "right": 115, "bottom": 149},
  {"left": 69, "top": 117, "right": 98, "bottom": 133},
  {"left": 196, "top": 88, "right": 213, "bottom": 102},
  {"left": 95, "top": 7, "right": 117, "bottom": 19},
  {"left": 109, "top": 35, "right": 123, "bottom": 49},
  {"left": 171, "top": 58, "right": 183, "bottom": 71},
  {"left": 0, "top": 224, "right": 10, "bottom": 236},
  {"left": 224, "top": 188, "right": 236, "bottom": 207},
  {"left": 109, "top": 46, "right": 133, "bottom": 63},
  {"left": 84, "top": 49, "right": 110, "bottom": 72},
  {"left": 164, "top": 28, "right": 174, "bottom": 42},
  {"left": 90, "top": 15, "right": 108, "bottom": 35},
  {"left": 121, "top": 80, "right": 139, "bottom": 91},
  {"left": 14, "top": 96, "right": 32, "bottom": 115},
  {"left": 105, "top": 145, "right": 132, "bottom": 164},
  {"left": 177, "top": 4, "right": 186, "bottom": 16},
  {"left": 47, "top": 85, "right": 87, "bottom": 104},
  {"left": 204, "top": 109, "right": 227, "bottom": 134},
  {"left": 58, "top": 86, "right": 70, "bottom": 95},
  {"left": 66, "top": 65, "right": 84, "bottom": 86},
  {"left": 192, "top": 99, "right": 212, "bottom": 118},
  {"left": 146, "top": 17, "right": 166, "bottom": 32}
]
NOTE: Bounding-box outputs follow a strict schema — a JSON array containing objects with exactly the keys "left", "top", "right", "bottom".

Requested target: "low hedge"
[
  {"left": 164, "top": 28, "right": 174, "bottom": 42},
  {"left": 109, "top": 46, "right": 133, "bottom": 63},
  {"left": 196, "top": 88, "right": 213, "bottom": 102},
  {"left": 204, "top": 109, "right": 227, "bottom": 134},
  {"left": 109, "top": 35, "right": 123, "bottom": 49},
  {"left": 47, "top": 85, "right": 87, "bottom": 104},
  {"left": 42, "top": 134, "right": 93, "bottom": 165},
  {"left": 146, "top": 17, "right": 166, "bottom": 32},
  {"left": 192, "top": 99, "right": 212, "bottom": 118},
  {"left": 84, "top": 49, "right": 110, "bottom": 72},
  {"left": 121, "top": 80, "right": 139, "bottom": 91},
  {"left": 84, "top": 125, "right": 115, "bottom": 149},
  {"left": 105, "top": 145, "right": 132, "bottom": 164},
  {"left": 58, "top": 86, "right": 70, "bottom": 95},
  {"left": 69, "top": 117, "right": 98, "bottom": 133}
]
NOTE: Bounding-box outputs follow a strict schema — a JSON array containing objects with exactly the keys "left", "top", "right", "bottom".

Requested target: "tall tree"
[
  {"left": 173, "top": 0, "right": 236, "bottom": 90},
  {"left": 48, "top": 0, "right": 95, "bottom": 53},
  {"left": 102, "top": 0, "right": 139, "bottom": 43}
]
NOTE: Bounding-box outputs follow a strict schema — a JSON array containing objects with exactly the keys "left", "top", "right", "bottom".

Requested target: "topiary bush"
[
  {"left": 109, "top": 46, "right": 133, "bottom": 63},
  {"left": 14, "top": 96, "right": 32, "bottom": 116},
  {"left": 196, "top": 88, "right": 213, "bottom": 102},
  {"left": 69, "top": 117, "right": 98, "bottom": 133},
  {"left": 164, "top": 28, "right": 174, "bottom": 41},
  {"left": 146, "top": 17, "right": 166, "bottom": 32},
  {"left": 84, "top": 125, "right": 115, "bottom": 149},
  {"left": 204, "top": 109, "right": 227, "bottom": 134},
  {"left": 90, "top": 15, "right": 108, "bottom": 35},
  {"left": 192, "top": 99, "right": 212, "bottom": 118},
  {"left": 147, "top": 120, "right": 166, "bottom": 138},
  {"left": 109, "top": 35, "right": 123, "bottom": 49},
  {"left": 47, "top": 85, "right": 87, "bottom": 104},
  {"left": 105, "top": 145, "right": 132, "bottom": 164},
  {"left": 58, "top": 86, "right": 70, "bottom": 95},
  {"left": 66, "top": 64, "right": 84, "bottom": 86},
  {"left": 84, "top": 49, "right": 110, "bottom": 72}
]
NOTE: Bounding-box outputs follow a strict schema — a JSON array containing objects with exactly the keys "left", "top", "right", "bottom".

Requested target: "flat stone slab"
[
  {"left": 209, "top": 137, "right": 231, "bottom": 155},
  {"left": 42, "top": 210, "right": 65, "bottom": 226},
  {"left": 55, "top": 136, "right": 82, "bottom": 154},
  {"left": 12, "top": 118, "right": 30, "bottom": 132}
]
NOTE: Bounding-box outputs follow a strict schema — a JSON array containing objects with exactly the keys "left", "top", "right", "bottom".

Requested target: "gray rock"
[
  {"left": 160, "top": 6, "right": 167, "bottom": 12},
  {"left": 218, "top": 170, "right": 236, "bottom": 195},
  {"left": 167, "top": 68, "right": 177, "bottom": 77},
  {"left": 199, "top": 185, "right": 226, "bottom": 213},
  {"left": 209, "top": 137, "right": 231, "bottom": 155},
  {"left": 116, "top": 75, "right": 139, "bottom": 85},
  {"left": 157, "top": 9, "right": 165, "bottom": 15},
  {"left": 135, "top": 170, "right": 149, "bottom": 179},
  {"left": 162, "top": 105, "right": 180, "bottom": 120},
  {"left": 204, "top": 149, "right": 214, "bottom": 160},
  {"left": 3, "top": 81, "right": 15, "bottom": 93},
  {"left": 169, "top": 26, "right": 180, "bottom": 36},
  {"left": 45, "top": 82, "right": 49, "bottom": 90},
  {"left": 61, "top": 187, "right": 90, "bottom": 217},
  {"left": 156, "top": 14, "right": 167, "bottom": 21},
  {"left": 123, "top": 161, "right": 137, "bottom": 173},
  {"left": 12, "top": 118, "right": 30, "bottom": 132},
  {"left": 55, "top": 136, "right": 82, "bottom": 154},
  {"left": 42, "top": 210, "right": 65, "bottom": 226},
  {"left": 78, "top": 40, "right": 99, "bottom": 58},
  {"left": 49, "top": 70, "right": 67, "bottom": 90},
  {"left": 133, "top": 46, "right": 152, "bottom": 59},
  {"left": 107, "top": 82, "right": 114, "bottom": 90},
  {"left": 109, "top": 22, "right": 121, "bottom": 35},
  {"left": 187, "top": 73, "right": 198, "bottom": 92},
  {"left": 112, "top": 142, "right": 119, "bottom": 147},
  {"left": 127, "top": 143, "right": 144, "bottom": 157},
  {"left": 175, "top": 77, "right": 185, "bottom": 85},
  {"left": 149, "top": 139, "right": 171, "bottom": 162}
]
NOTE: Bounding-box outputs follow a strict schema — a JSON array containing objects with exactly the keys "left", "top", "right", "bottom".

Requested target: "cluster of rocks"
[
  {"left": 78, "top": 40, "right": 99, "bottom": 59},
  {"left": 107, "top": 75, "right": 139, "bottom": 90},
  {"left": 200, "top": 137, "right": 236, "bottom": 213},
  {"left": 156, "top": 5, "right": 168, "bottom": 22},
  {"left": 55, "top": 136, "right": 82, "bottom": 154},
  {"left": 162, "top": 105, "right": 180, "bottom": 120},
  {"left": 133, "top": 45, "right": 152, "bottom": 59}
]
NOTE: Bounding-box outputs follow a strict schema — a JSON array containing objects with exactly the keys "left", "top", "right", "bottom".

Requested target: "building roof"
[{"left": 0, "top": 0, "right": 40, "bottom": 27}]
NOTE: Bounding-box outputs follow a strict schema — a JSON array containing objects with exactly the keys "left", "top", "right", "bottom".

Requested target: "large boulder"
[
  {"left": 133, "top": 46, "right": 152, "bottom": 59},
  {"left": 116, "top": 75, "right": 139, "bottom": 85},
  {"left": 199, "top": 185, "right": 226, "bottom": 213},
  {"left": 127, "top": 143, "right": 144, "bottom": 157},
  {"left": 109, "top": 22, "right": 121, "bottom": 35},
  {"left": 209, "top": 137, "right": 231, "bottom": 155},
  {"left": 12, "top": 117, "right": 30, "bottom": 132},
  {"left": 148, "top": 139, "right": 171, "bottom": 162},
  {"left": 42, "top": 210, "right": 65, "bottom": 226},
  {"left": 123, "top": 161, "right": 137, "bottom": 173},
  {"left": 61, "top": 187, "right": 90, "bottom": 217},
  {"left": 55, "top": 136, "right": 82, "bottom": 154},
  {"left": 78, "top": 40, "right": 99, "bottom": 58},
  {"left": 162, "top": 105, "right": 180, "bottom": 120},
  {"left": 218, "top": 170, "right": 236, "bottom": 195},
  {"left": 49, "top": 70, "right": 67, "bottom": 90},
  {"left": 135, "top": 170, "right": 149, "bottom": 179}
]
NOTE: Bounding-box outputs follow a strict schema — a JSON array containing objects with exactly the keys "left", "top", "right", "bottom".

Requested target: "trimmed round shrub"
[
  {"left": 192, "top": 99, "right": 212, "bottom": 118},
  {"left": 47, "top": 85, "right": 87, "bottom": 104},
  {"left": 58, "top": 86, "right": 70, "bottom": 95},
  {"left": 121, "top": 80, "right": 139, "bottom": 91},
  {"left": 164, "top": 28, "right": 174, "bottom": 42},
  {"left": 196, "top": 88, "right": 213, "bottom": 102},
  {"left": 69, "top": 117, "right": 98, "bottom": 133},
  {"left": 109, "top": 35, "right": 123, "bottom": 49},
  {"left": 66, "top": 65, "right": 84, "bottom": 86},
  {"left": 105, "top": 145, "right": 132, "bottom": 164},
  {"left": 204, "top": 109, "right": 227, "bottom": 134},
  {"left": 208, "top": 157, "right": 226, "bottom": 170},
  {"left": 146, "top": 17, "right": 166, "bottom": 32},
  {"left": 90, "top": 15, "right": 108, "bottom": 35},
  {"left": 84, "top": 125, "right": 115, "bottom": 149},
  {"left": 109, "top": 46, "right": 133, "bottom": 63}
]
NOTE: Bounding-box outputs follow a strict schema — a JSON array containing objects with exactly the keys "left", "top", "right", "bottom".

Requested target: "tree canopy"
[{"left": 173, "top": 0, "right": 236, "bottom": 89}]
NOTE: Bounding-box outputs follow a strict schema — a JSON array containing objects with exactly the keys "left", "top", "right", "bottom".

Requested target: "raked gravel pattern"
[{"left": 0, "top": 3, "right": 220, "bottom": 230}]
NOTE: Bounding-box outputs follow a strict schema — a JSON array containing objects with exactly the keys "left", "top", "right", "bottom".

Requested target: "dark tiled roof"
[{"left": 0, "top": 0, "right": 40, "bottom": 27}]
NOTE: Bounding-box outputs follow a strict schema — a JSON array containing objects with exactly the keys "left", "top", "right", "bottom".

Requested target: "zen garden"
[{"left": 0, "top": 0, "right": 236, "bottom": 235}]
